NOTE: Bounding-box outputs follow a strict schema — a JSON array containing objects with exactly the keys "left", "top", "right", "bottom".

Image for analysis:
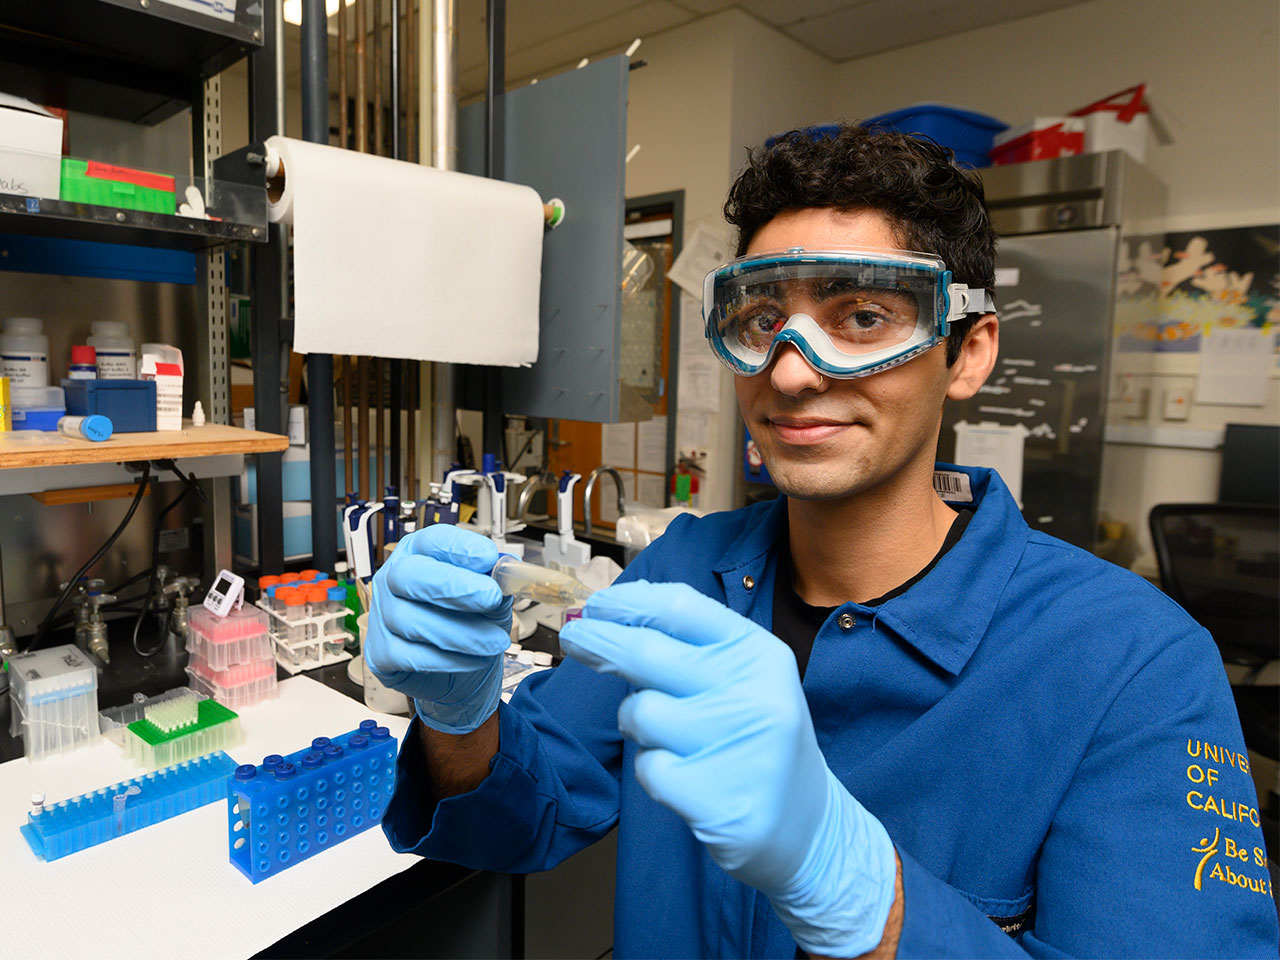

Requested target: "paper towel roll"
[{"left": 264, "top": 136, "right": 544, "bottom": 366}]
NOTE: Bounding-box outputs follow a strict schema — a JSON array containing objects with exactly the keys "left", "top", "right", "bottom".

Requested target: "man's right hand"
[{"left": 364, "top": 525, "right": 514, "bottom": 735}]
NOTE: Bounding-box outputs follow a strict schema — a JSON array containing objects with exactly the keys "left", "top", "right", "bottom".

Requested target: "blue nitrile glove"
[
  {"left": 364, "top": 525, "right": 513, "bottom": 734},
  {"left": 559, "top": 580, "right": 897, "bottom": 958}
]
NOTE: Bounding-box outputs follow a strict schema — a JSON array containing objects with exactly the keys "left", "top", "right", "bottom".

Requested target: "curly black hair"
[{"left": 723, "top": 123, "right": 997, "bottom": 364}]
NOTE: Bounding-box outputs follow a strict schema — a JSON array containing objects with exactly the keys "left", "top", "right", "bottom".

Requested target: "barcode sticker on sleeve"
[{"left": 933, "top": 470, "right": 974, "bottom": 503}]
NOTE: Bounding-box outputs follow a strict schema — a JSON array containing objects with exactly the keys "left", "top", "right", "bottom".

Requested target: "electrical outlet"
[
  {"left": 1163, "top": 386, "right": 1192, "bottom": 421},
  {"left": 1118, "top": 385, "right": 1150, "bottom": 420}
]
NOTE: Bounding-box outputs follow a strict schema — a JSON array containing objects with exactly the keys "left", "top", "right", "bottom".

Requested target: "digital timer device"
[{"left": 203, "top": 569, "right": 245, "bottom": 617}]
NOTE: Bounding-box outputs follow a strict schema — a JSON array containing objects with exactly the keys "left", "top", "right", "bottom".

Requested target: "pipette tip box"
[
  {"left": 121, "top": 692, "right": 244, "bottom": 768},
  {"left": 7, "top": 644, "right": 100, "bottom": 762},
  {"left": 227, "top": 720, "right": 396, "bottom": 883},
  {"left": 186, "top": 654, "right": 279, "bottom": 710},
  {"left": 21, "top": 751, "right": 238, "bottom": 862}
]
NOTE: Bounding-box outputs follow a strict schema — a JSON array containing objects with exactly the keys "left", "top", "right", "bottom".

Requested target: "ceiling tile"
[
  {"left": 738, "top": 0, "right": 866, "bottom": 28},
  {"left": 461, "top": 0, "right": 695, "bottom": 96},
  {"left": 785, "top": 0, "right": 1094, "bottom": 62},
  {"left": 458, "top": 0, "right": 687, "bottom": 73},
  {"left": 666, "top": 0, "right": 735, "bottom": 13}
]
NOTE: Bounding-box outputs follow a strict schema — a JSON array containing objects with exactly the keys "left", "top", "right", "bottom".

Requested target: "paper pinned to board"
[
  {"left": 602, "top": 421, "right": 636, "bottom": 469},
  {"left": 677, "top": 292, "right": 721, "bottom": 413},
  {"left": 668, "top": 223, "right": 731, "bottom": 296},
  {"left": 636, "top": 472, "right": 667, "bottom": 507},
  {"left": 1196, "top": 326, "right": 1273, "bottom": 406},
  {"left": 953, "top": 420, "right": 1028, "bottom": 506},
  {"left": 266, "top": 136, "right": 544, "bottom": 366},
  {"left": 637, "top": 415, "right": 667, "bottom": 466}
]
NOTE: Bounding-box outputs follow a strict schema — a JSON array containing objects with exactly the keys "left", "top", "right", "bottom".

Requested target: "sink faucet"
[
  {"left": 583, "top": 466, "right": 626, "bottom": 539},
  {"left": 516, "top": 470, "right": 558, "bottom": 523}
]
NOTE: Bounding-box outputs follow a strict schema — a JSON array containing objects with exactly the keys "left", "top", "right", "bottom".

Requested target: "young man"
[{"left": 366, "top": 125, "right": 1278, "bottom": 958}]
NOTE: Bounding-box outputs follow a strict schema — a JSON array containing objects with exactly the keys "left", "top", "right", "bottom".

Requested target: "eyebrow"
[{"left": 743, "top": 279, "right": 916, "bottom": 307}]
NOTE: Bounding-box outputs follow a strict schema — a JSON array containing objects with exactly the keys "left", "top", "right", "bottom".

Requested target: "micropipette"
[{"left": 490, "top": 556, "right": 593, "bottom": 607}]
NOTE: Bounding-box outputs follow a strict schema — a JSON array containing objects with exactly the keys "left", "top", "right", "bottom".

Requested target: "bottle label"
[
  {"left": 0, "top": 352, "right": 49, "bottom": 387},
  {"left": 66, "top": 366, "right": 97, "bottom": 380},
  {"left": 95, "top": 350, "right": 137, "bottom": 379}
]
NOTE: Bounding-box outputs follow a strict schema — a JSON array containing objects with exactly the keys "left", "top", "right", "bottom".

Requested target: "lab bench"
[{"left": 1, "top": 616, "right": 615, "bottom": 959}]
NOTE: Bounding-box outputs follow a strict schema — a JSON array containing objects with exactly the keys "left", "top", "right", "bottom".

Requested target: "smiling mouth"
[{"left": 767, "top": 417, "right": 859, "bottom": 444}]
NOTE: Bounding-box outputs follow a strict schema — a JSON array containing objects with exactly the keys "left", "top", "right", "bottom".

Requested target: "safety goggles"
[{"left": 702, "top": 247, "right": 995, "bottom": 379}]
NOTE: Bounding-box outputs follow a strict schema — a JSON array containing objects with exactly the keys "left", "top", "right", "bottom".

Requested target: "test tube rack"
[
  {"left": 21, "top": 751, "right": 238, "bottom": 862},
  {"left": 226, "top": 720, "right": 396, "bottom": 883},
  {"left": 254, "top": 600, "right": 353, "bottom": 675}
]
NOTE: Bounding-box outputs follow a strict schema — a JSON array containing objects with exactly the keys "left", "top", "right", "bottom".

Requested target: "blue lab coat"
[{"left": 383, "top": 465, "right": 1279, "bottom": 958}]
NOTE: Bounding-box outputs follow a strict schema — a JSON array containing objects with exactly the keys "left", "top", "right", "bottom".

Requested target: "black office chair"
[
  {"left": 1149, "top": 503, "right": 1279, "bottom": 864},
  {"left": 1149, "top": 504, "right": 1279, "bottom": 686}
]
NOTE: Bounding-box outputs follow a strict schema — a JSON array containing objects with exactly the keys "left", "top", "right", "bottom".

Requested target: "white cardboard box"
[
  {"left": 1080, "top": 111, "right": 1149, "bottom": 163},
  {"left": 140, "top": 343, "right": 184, "bottom": 431},
  {"left": 0, "top": 92, "right": 62, "bottom": 200}
]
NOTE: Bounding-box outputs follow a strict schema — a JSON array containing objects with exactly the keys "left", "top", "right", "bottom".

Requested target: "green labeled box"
[{"left": 60, "top": 158, "right": 176, "bottom": 214}]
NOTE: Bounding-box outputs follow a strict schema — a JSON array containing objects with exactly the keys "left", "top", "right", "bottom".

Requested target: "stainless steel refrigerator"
[{"left": 937, "top": 151, "right": 1166, "bottom": 550}]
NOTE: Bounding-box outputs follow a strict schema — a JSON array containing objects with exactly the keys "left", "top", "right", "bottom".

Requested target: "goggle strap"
[{"left": 945, "top": 284, "right": 997, "bottom": 326}]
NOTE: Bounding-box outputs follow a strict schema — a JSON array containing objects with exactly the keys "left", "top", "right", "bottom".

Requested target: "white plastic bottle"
[
  {"left": 87, "top": 321, "right": 137, "bottom": 380},
  {"left": 0, "top": 318, "right": 49, "bottom": 388}
]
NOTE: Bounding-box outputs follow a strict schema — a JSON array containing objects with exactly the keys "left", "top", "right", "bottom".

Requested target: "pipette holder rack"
[
  {"left": 21, "top": 751, "right": 238, "bottom": 862},
  {"left": 254, "top": 600, "right": 353, "bottom": 674},
  {"left": 226, "top": 720, "right": 396, "bottom": 883}
]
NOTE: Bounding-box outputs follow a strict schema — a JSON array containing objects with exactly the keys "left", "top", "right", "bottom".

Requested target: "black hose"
[
  {"left": 106, "top": 567, "right": 155, "bottom": 596},
  {"left": 27, "top": 463, "right": 153, "bottom": 652},
  {"left": 132, "top": 482, "right": 194, "bottom": 658}
]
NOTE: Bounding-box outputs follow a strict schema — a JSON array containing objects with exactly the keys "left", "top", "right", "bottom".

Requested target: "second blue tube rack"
[{"left": 21, "top": 751, "right": 239, "bottom": 862}]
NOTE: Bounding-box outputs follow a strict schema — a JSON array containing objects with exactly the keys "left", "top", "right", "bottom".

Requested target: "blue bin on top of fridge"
[{"left": 862, "top": 104, "right": 1008, "bottom": 167}]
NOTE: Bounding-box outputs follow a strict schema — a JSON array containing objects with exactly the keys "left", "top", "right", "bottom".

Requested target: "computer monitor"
[{"left": 1219, "top": 424, "right": 1280, "bottom": 504}]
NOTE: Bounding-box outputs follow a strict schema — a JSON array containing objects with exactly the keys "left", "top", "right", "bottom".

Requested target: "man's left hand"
[{"left": 559, "top": 580, "right": 898, "bottom": 958}]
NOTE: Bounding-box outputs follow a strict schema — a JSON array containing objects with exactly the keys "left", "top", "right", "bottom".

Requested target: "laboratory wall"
[
  {"left": 825, "top": 0, "right": 1280, "bottom": 226},
  {"left": 824, "top": 0, "right": 1280, "bottom": 567},
  {"left": 623, "top": 12, "right": 739, "bottom": 512}
]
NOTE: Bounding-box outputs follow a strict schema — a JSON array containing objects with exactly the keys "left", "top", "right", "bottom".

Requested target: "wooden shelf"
[{"left": 0, "top": 422, "right": 287, "bottom": 470}]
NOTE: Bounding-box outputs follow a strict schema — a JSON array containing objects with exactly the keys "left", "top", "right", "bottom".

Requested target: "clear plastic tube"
[{"left": 490, "top": 556, "right": 593, "bottom": 606}]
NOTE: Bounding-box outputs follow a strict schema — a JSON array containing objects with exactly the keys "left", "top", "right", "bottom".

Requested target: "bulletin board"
[{"left": 1115, "top": 223, "right": 1280, "bottom": 355}]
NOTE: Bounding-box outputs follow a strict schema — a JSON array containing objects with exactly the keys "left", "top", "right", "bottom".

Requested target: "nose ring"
[{"left": 817, "top": 373, "right": 825, "bottom": 388}]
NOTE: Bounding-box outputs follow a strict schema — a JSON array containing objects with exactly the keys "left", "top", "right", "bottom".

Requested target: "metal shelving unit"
[
  {"left": 0, "top": 194, "right": 266, "bottom": 249},
  {"left": 0, "top": 0, "right": 272, "bottom": 578},
  {"left": 0, "top": 0, "right": 262, "bottom": 124}
]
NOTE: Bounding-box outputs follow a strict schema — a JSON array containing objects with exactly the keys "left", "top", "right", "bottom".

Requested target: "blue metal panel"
[
  {"left": 459, "top": 56, "right": 629, "bottom": 422},
  {"left": 0, "top": 233, "right": 197, "bottom": 284}
]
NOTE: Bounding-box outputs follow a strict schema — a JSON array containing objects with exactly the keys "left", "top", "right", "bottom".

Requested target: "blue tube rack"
[
  {"left": 21, "top": 751, "right": 238, "bottom": 862},
  {"left": 227, "top": 719, "right": 396, "bottom": 883}
]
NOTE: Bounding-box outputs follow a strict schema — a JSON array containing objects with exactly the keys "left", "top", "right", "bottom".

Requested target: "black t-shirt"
[{"left": 772, "top": 509, "right": 973, "bottom": 679}]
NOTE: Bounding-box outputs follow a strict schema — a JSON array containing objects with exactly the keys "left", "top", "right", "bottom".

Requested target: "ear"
[{"left": 946, "top": 313, "right": 999, "bottom": 401}]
